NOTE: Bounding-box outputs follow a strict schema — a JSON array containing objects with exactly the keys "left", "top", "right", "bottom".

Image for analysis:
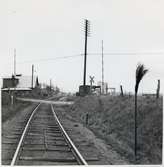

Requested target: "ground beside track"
[
  {"left": 54, "top": 105, "right": 129, "bottom": 165},
  {"left": 65, "top": 94, "right": 163, "bottom": 164},
  {"left": 2, "top": 100, "right": 129, "bottom": 165},
  {"left": 2, "top": 103, "right": 39, "bottom": 165}
]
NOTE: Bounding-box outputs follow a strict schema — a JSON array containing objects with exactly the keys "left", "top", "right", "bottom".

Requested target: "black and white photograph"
[{"left": 1, "top": 0, "right": 163, "bottom": 165}]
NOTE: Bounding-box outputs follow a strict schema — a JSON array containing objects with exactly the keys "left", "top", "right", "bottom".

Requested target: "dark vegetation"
[
  {"left": 2, "top": 92, "right": 31, "bottom": 122},
  {"left": 68, "top": 94, "right": 162, "bottom": 164},
  {"left": 1, "top": 86, "right": 60, "bottom": 122}
]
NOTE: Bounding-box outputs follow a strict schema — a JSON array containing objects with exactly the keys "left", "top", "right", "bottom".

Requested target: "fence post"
[
  {"left": 156, "top": 79, "right": 160, "bottom": 99},
  {"left": 120, "top": 85, "right": 124, "bottom": 97},
  {"left": 86, "top": 113, "right": 89, "bottom": 125},
  {"left": 11, "top": 95, "right": 14, "bottom": 105}
]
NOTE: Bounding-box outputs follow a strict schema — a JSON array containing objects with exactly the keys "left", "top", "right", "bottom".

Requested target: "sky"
[{"left": 0, "top": 0, "right": 164, "bottom": 93}]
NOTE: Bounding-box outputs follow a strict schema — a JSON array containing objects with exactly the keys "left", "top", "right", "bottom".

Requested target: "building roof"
[
  {"left": 2, "top": 87, "right": 32, "bottom": 91},
  {"left": 1, "top": 75, "right": 37, "bottom": 90}
]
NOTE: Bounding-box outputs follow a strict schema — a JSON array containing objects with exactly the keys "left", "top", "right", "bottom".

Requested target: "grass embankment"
[
  {"left": 68, "top": 95, "right": 162, "bottom": 164},
  {"left": 2, "top": 92, "right": 31, "bottom": 122}
]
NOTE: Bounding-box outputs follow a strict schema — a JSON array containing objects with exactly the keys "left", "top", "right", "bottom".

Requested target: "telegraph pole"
[
  {"left": 31, "top": 64, "right": 34, "bottom": 89},
  {"left": 101, "top": 40, "right": 104, "bottom": 94},
  {"left": 14, "top": 48, "right": 16, "bottom": 77},
  {"left": 12, "top": 48, "right": 16, "bottom": 106},
  {"left": 50, "top": 79, "right": 52, "bottom": 91},
  {"left": 83, "top": 19, "right": 90, "bottom": 86}
]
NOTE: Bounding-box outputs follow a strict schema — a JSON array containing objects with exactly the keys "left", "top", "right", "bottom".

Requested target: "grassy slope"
[
  {"left": 1, "top": 90, "right": 53, "bottom": 123},
  {"left": 2, "top": 100, "right": 31, "bottom": 123},
  {"left": 68, "top": 95, "right": 162, "bottom": 164}
]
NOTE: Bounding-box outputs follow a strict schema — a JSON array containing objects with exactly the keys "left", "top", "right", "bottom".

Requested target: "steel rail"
[
  {"left": 51, "top": 104, "right": 88, "bottom": 165},
  {"left": 11, "top": 103, "right": 41, "bottom": 166}
]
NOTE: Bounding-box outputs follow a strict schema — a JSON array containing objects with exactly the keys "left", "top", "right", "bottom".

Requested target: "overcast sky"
[{"left": 1, "top": 0, "right": 164, "bottom": 93}]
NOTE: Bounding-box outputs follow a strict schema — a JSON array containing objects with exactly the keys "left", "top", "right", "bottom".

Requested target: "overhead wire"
[
  {"left": 17, "top": 54, "right": 83, "bottom": 64},
  {"left": 17, "top": 52, "right": 164, "bottom": 64}
]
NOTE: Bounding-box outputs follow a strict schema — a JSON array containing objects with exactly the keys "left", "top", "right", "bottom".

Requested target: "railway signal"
[{"left": 89, "top": 76, "right": 94, "bottom": 93}]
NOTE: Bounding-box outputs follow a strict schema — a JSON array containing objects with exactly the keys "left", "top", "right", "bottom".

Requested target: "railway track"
[{"left": 10, "top": 103, "right": 88, "bottom": 165}]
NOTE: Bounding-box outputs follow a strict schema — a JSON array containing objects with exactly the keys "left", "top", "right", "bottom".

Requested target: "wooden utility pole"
[
  {"left": 14, "top": 49, "right": 16, "bottom": 77},
  {"left": 83, "top": 19, "right": 90, "bottom": 86},
  {"left": 12, "top": 49, "right": 17, "bottom": 106},
  {"left": 101, "top": 40, "right": 104, "bottom": 94},
  {"left": 31, "top": 64, "right": 34, "bottom": 89},
  {"left": 50, "top": 79, "right": 52, "bottom": 91}
]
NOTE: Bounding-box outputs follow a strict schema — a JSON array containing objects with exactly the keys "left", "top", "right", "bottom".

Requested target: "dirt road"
[{"left": 16, "top": 97, "right": 74, "bottom": 105}]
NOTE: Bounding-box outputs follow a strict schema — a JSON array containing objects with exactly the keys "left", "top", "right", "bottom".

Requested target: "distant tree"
[
  {"left": 134, "top": 63, "right": 148, "bottom": 160},
  {"left": 45, "top": 85, "right": 53, "bottom": 93}
]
